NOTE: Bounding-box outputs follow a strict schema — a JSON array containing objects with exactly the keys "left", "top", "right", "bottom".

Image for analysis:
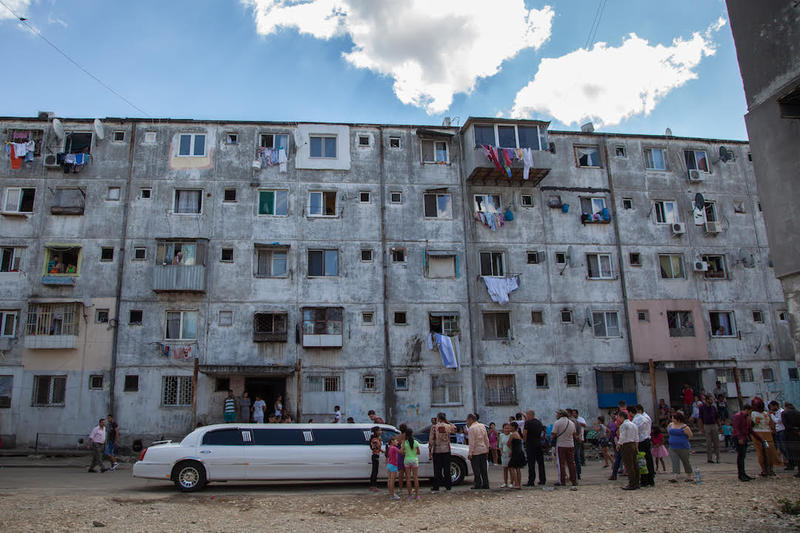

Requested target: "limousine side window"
[
  {"left": 381, "top": 429, "right": 400, "bottom": 444},
  {"left": 253, "top": 429, "right": 307, "bottom": 446},
  {"left": 312, "top": 428, "right": 370, "bottom": 445},
  {"left": 201, "top": 428, "right": 248, "bottom": 445}
]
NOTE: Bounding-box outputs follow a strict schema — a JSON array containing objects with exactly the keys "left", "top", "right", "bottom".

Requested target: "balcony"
[
  {"left": 24, "top": 334, "right": 77, "bottom": 350},
  {"left": 302, "top": 334, "right": 343, "bottom": 348},
  {"left": 153, "top": 265, "right": 206, "bottom": 292}
]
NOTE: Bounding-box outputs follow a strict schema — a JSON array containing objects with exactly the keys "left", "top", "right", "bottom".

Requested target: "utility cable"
[{"left": 584, "top": 0, "right": 608, "bottom": 50}]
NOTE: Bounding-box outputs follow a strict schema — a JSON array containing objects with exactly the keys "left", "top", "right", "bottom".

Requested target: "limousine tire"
[
  {"left": 172, "top": 460, "right": 207, "bottom": 492},
  {"left": 450, "top": 457, "right": 467, "bottom": 485}
]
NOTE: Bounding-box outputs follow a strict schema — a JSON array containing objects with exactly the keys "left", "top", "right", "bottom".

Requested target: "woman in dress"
[
  {"left": 506, "top": 425, "right": 526, "bottom": 489},
  {"left": 650, "top": 425, "right": 668, "bottom": 472},
  {"left": 498, "top": 423, "right": 512, "bottom": 487},
  {"left": 239, "top": 391, "right": 252, "bottom": 423},
  {"left": 594, "top": 415, "right": 613, "bottom": 468}
]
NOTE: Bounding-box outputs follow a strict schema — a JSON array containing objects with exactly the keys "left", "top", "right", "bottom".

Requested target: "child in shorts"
[{"left": 386, "top": 437, "right": 401, "bottom": 500}]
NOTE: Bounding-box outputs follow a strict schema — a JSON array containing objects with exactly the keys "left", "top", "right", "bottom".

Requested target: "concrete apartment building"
[{"left": 0, "top": 113, "right": 797, "bottom": 448}]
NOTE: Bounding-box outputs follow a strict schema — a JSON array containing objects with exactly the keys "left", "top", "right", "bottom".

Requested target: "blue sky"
[{"left": 0, "top": 0, "right": 748, "bottom": 139}]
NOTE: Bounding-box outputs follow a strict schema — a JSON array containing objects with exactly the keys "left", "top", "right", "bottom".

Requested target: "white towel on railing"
[{"left": 482, "top": 276, "right": 519, "bottom": 304}]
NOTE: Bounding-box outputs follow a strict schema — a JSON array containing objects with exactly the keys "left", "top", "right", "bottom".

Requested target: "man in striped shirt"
[{"left": 223, "top": 389, "right": 237, "bottom": 423}]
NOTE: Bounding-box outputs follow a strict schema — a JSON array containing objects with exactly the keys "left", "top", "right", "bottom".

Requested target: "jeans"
[
  {"left": 432, "top": 452, "right": 451, "bottom": 490},
  {"left": 775, "top": 430, "right": 794, "bottom": 466},
  {"left": 526, "top": 446, "right": 546, "bottom": 485},
  {"left": 639, "top": 438, "right": 655, "bottom": 486},
  {"left": 556, "top": 447, "right": 577, "bottom": 486},
  {"left": 470, "top": 453, "right": 489, "bottom": 488},
  {"left": 611, "top": 447, "right": 623, "bottom": 477},
  {"left": 703, "top": 424, "right": 720, "bottom": 461},
  {"left": 573, "top": 440, "right": 582, "bottom": 478},
  {"left": 621, "top": 442, "right": 640, "bottom": 489},
  {"left": 736, "top": 441, "right": 748, "bottom": 477},
  {"left": 370, "top": 454, "right": 379, "bottom": 487}
]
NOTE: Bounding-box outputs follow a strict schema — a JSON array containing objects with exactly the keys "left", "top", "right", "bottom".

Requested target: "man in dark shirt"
[
  {"left": 523, "top": 409, "right": 546, "bottom": 486},
  {"left": 733, "top": 404, "right": 762, "bottom": 481},
  {"left": 782, "top": 403, "right": 800, "bottom": 478},
  {"left": 698, "top": 395, "right": 720, "bottom": 463}
]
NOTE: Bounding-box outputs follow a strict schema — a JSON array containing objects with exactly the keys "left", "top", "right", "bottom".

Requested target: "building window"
[
  {"left": 479, "top": 251, "right": 504, "bottom": 277},
  {"left": 139, "top": 188, "right": 151, "bottom": 200},
  {"left": 739, "top": 368, "right": 754, "bottom": 382},
  {"left": 629, "top": 252, "right": 641, "bottom": 266},
  {"left": 575, "top": 145, "right": 601, "bottom": 167},
  {"left": 215, "top": 377, "right": 230, "bottom": 392},
  {"left": 561, "top": 309, "right": 573, "bottom": 323},
  {"left": 107, "top": 187, "right": 121, "bottom": 201},
  {"left": 389, "top": 136, "right": 401, "bottom": 148},
  {"left": 362, "top": 375, "right": 376, "bottom": 391},
  {"left": 788, "top": 368, "right": 799, "bottom": 381},
  {"left": 308, "top": 191, "right": 337, "bottom": 217},
  {"left": 220, "top": 248, "right": 234, "bottom": 263},
  {"left": 752, "top": 310, "right": 764, "bottom": 323},
  {"left": 637, "top": 310, "right": 649, "bottom": 322},
  {"left": 302, "top": 307, "right": 343, "bottom": 336},
  {"left": 358, "top": 135, "right": 370, "bottom": 147},
  {"left": 473, "top": 124, "right": 547, "bottom": 150},
  {"left": 622, "top": 198, "right": 633, "bottom": 210},
  {"left": 429, "top": 313, "right": 459, "bottom": 336},
  {"left": 1, "top": 311, "right": 18, "bottom": 337},
  {"left": 64, "top": 131, "right": 92, "bottom": 154},
  {"left": 362, "top": 312, "right": 374, "bottom": 324},
  {"left": 531, "top": 310, "right": 543, "bottom": 324},
  {"left": 128, "top": 310, "right": 143, "bottom": 325},
  {"left": 133, "top": 247, "right": 147, "bottom": 260},
  {"left": 482, "top": 312, "right": 511, "bottom": 340},
  {"left": 390, "top": 248, "right": 406, "bottom": 263},
  {"left": 421, "top": 140, "right": 448, "bottom": 163},
  {"left": 223, "top": 189, "right": 237, "bottom": 202},
  {"left": 155, "top": 241, "right": 205, "bottom": 266},
  {"left": 143, "top": 132, "right": 157, "bottom": 144},
  {"left": 592, "top": 311, "right": 620, "bottom": 337},
  {"left": 51, "top": 188, "right": 85, "bottom": 215},
  {"left": 7, "top": 129, "right": 43, "bottom": 156},
  {"left": 644, "top": 148, "right": 667, "bottom": 170},
  {"left": 165, "top": 311, "right": 198, "bottom": 340},
  {"left": 100, "top": 247, "right": 114, "bottom": 262},
  {"left": 684, "top": 149, "right": 709, "bottom": 173},
  {"left": 535, "top": 373, "right": 549, "bottom": 389},
  {"left": 3, "top": 187, "right": 35, "bottom": 214},
  {"left": 779, "top": 311, "right": 788, "bottom": 321},
  {"left": 423, "top": 193, "right": 452, "bottom": 218},
  {"left": 225, "top": 133, "right": 238, "bottom": 145},
  {"left": 485, "top": 374, "right": 517, "bottom": 405},
  {"left": 359, "top": 191, "right": 370, "bottom": 203},
  {"left": 393, "top": 312, "right": 407, "bottom": 325},
  {"left": 361, "top": 249, "right": 373, "bottom": 262},
  {"left": 255, "top": 248, "right": 288, "bottom": 278},
  {"left": 218, "top": 310, "right": 233, "bottom": 327},
  {"left": 307, "top": 375, "right": 341, "bottom": 393},
  {"left": 0, "top": 375, "right": 12, "bottom": 407},
  {"left": 580, "top": 197, "right": 607, "bottom": 220},
  {"left": 762, "top": 367, "right": 774, "bottom": 383},
  {"left": 258, "top": 190, "right": 289, "bottom": 216},
  {"left": 587, "top": 253, "right": 613, "bottom": 279},
  {"left": 527, "top": 251, "right": 540, "bottom": 265},
  {"left": 95, "top": 309, "right": 109, "bottom": 324},
  {"left": 1, "top": 247, "right": 23, "bottom": 272},
  {"left": 659, "top": 254, "right": 685, "bottom": 279},
  {"left": 555, "top": 252, "right": 567, "bottom": 264},
  {"left": 431, "top": 375, "right": 461, "bottom": 406},
  {"left": 162, "top": 376, "right": 193, "bottom": 406},
  {"left": 33, "top": 375, "right": 66, "bottom": 406},
  {"left": 710, "top": 311, "right": 736, "bottom": 337},
  {"left": 667, "top": 310, "right": 695, "bottom": 337},
  {"left": 25, "top": 303, "right": 80, "bottom": 337},
  {"left": 390, "top": 191, "right": 403, "bottom": 204},
  {"left": 174, "top": 189, "right": 202, "bottom": 214},
  {"left": 520, "top": 194, "right": 534, "bottom": 207},
  {"left": 394, "top": 376, "right": 408, "bottom": 390},
  {"left": 308, "top": 249, "right": 338, "bottom": 277},
  {"left": 259, "top": 133, "right": 289, "bottom": 151},
  {"left": 425, "top": 253, "right": 457, "bottom": 278},
  {"left": 177, "top": 133, "right": 206, "bottom": 157},
  {"left": 309, "top": 135, "right": 337, "bottom": 158},
  {"left": 474, "top": 194, "right": 501, "bottom": 214},
  {"left": 89, "top": 375, "right": 103, "bottom": 390},
  {"left": 702, "top": 201, "right": 719, "bottom": 223},
  {"left": 253, "top": 312, "right": 288, "bottom": 342},
  {"left": 702, "top": 254, "right": 727, "bottom": 279},
  {"left": 615, "top": 145, "right": 626, "bottom": 158},
  {"left": 654, "top": 200, "right": 678, "bottom": 224},
  {"left": 565, "top": 372, "right": 580, "bottom": 387}
]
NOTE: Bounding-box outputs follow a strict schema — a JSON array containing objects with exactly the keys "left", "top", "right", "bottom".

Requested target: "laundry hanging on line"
[
  {"left": 427, "top": 333, "right": 459, "bottom": 369},
  {"left": 474, "top": 210, "right": 506, "bottom": 231},
  {"left": 482, "top": 275, "right": 520, "bottom": 304},
  {"left": 258, "top": 147, "right": 287, "bottom": 173}
]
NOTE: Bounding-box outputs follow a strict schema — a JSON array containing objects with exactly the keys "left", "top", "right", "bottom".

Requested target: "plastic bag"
[{"left": 637, "top": 451, "right": 649, "bottom": 474}]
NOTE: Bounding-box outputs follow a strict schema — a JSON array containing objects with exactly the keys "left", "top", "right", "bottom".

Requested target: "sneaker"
[
  {"left": 391, "top": 495, "right": 401, "bottom": 500},
  {"left": 110, "top": 463, "right": 119, "bottom": 471},
  {"left": 499, "top": 483, "right": 507, "bottom": 488}
]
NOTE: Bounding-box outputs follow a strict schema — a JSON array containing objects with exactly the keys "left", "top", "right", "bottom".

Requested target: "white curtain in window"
[{"left": 176, "top": 191, "right": 200, "bottom": 213}]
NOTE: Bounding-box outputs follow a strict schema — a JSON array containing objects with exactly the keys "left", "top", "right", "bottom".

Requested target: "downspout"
[
  {"left": 108, "top": 121, "right": 136, "bottom": 416},
  {"left": 378, "top": 126, "right": 395, "bottom": 423}
]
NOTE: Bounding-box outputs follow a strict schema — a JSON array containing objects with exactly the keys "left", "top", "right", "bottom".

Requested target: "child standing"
[
  {"left": 722, "top": 419, "right": 733, "bottom": 450},
  {"left": 403, "top": 428, "right": 421, "bottom": 500},
  {"left": 651, "top": 426, "right": 668, "bottom": 472},
  {"left": 455, "top": 426, "right": 465, "bottom": 445},
  {"left": 386, "top": 437, "right": 401, "bottom": 500},
  {"left": 498, "top": 423, "right": 512, "bottom": 487},
  {"left": 488, "top": 422, "right": 498, "bottom": 464}
]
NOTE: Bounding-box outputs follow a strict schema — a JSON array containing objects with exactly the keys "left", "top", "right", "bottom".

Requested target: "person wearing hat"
[{"left": 551, "top": 409, "right": 577, "bottom": 488}]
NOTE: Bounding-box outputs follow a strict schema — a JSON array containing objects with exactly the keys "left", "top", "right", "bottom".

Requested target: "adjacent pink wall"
[{"left": 628, "top": 299, "right": 708, "bottom": 363}]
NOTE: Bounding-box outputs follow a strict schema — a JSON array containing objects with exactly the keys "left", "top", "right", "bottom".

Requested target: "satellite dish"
[
  {"left": 93, "top": 119, "right": 105, "bottom": 140},
  {"left": 665, "top": 127, "right": 672, "bottom": 136},
  {"left": 719, "top": 146, "right": 731, "bottom": 163},
  {"left": 52, "top": 118, "right": 65, "bottom": 140},
  {"left": 694, "top": 193, "right": 705, "bottom": 207}
]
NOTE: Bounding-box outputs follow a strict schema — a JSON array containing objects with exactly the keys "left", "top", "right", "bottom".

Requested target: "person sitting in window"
[
  {"left": 48, "top": 255, "right": 64, "bottom": 274},
  {"left": 172, "top": 250, "right": 183, "bottom": 265},
  {"left": 65, "top": 264, "right": 76, "bottom": 274}
]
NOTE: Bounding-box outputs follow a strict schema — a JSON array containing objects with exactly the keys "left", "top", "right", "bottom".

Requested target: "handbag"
[{"left": 637, "top": 451, "right": 649, "bottom": 474}]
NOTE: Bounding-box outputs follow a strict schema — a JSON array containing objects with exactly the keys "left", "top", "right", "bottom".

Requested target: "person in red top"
[
  {"left": 428, "top": 412, "right": 456, "bottom": 492},
  {"left": 368, "top": 410, "right": 384, "bottom": 424},
  {"left": 732, "top": 404, "right": 763, "bottom": 482},
  {"left": 682, "top": 384, "right": 695, "bottom": 418}
]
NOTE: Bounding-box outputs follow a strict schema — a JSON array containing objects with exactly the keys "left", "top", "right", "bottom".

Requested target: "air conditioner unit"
[
  {"left": 693, "top": 260, "right": 709, "bottom": 272},
  {"left": 687, "top": 169, "right": 704, "bottom": 182},
  {"left": 704, "top": 221, "right": 722, "bottom": 234},
  {"left": 43, "top": 154, "right": 60, "bottom": 168},
  {"left": 671, "top": 222, "right": 686, "bottom": 235}
]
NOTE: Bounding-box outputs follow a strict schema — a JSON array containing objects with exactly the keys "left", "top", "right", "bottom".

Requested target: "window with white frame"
[
  {"left": 659, "top": 254, "right": 685, "bottom": 279},
  {"left": 1, "top": 247, "right": 23, "bottom": 272},
  {"left": 421, "top": 139, "right": 448, "bottom": 163},
  {"left": 33, "top": 375, "right": 66, "bottom": 406},
  {"left": 429, "top": 313, "right": 459, "bottom": 336},
  {"left": 389, "top": 136, "right": 401, "bottom": 148},
  {"left": 394, "top": 376, "right": 408, "bottom": 390},
  {"left": 479, "top": 251, "right": 504, "bottom": 277},
  {"left": 1, "top": 311, "right": 17, "bottom": 337},
  {"left": 667, "top": 310, "right": 695, "bottom": 337},
  {"left": 592, "top": 311, "right": 620, "bottom": 337},
  {"left": 703, "top": 201, "right": 718, "bottom": 222},
  {"left": 580, "top": 197, "right": 607, "bottom": 216},
  {"left": 575, "top": 145, "right": 601, "bottom": 167},
  {"left": 390, "top": 191, "right": 402, "bottom": 204},
  {"left": 361, "top": 249, "right": 373, "bottom": 262},
  {"left": 474, "top": 194, "right": 501, "bottom": 214},
  {"left": 259, "top": 133, "right": 289, "bottom": 151},
  {"left": 165, "top": 311, "right": 198, "bottom": 340},
  {"left": 654, "top": 200, "right": 678, "bottom": 224},
  {"left": 4, "top": 187, "right": 35, "bottom": 213},
  {"left": 587, "top": 253, "right": 613, "bottom": 279},
  {"left": 473, "top": 124, "right": 547, "bottom": 150},
  {"left": 482, "top": 312, "right": 511, "bottom": 339},
  {"left": 255, "top": 248, "right": 288, "bottom": 278},
  {"left": 566, "top": 372, "right": 580, "bottom": 387},
  {"left": 143, "top": 131, "right": 157, "bottom": 144},
  {"left": 308, "top": 249, "right": 338, "bottom": 276},
  {"left": 485, "top": 374, "right": 517, "bottom": 405},
  {"left": 431, "top": 375, "right": 461, "bottom": 406},
  {"left": 177, "top": 133, "right": 206, "bottom": 157},
  {"left": 162, "top": 376, "right": 193, "bottom": 406},
  {"left": 309, "top": 135, "right": 337, "bottom": 158},
  {"left": 218, "top": 310, "right": 233, "bottom": 327},
  {"left": 258, "top": 190, "right": 288, "bottom": 216},
  {"left": 762, "top": 367, "right": 774, "bottom": 383},
  {"left": 25, "top": 303, "right": 80, "bottom": 337},
  {"left": 302, "top": 308, "right": 343, "bottom": 336},
  {"left": 684, "top": 149, "right": 709, "bottom": 172},
  {"left": 710, "top": 311, "right": 736, "bottom": 337},
  {"left": 174, "top": 189, "right": 202, "bottom": 214},
  {"left": 739, "top": 368, "right": 754, "bottom": 382},
  {"left": 306, "top": 375, "right": 341, "bottom": 392},
  {"left": 308, "top": 191, "right": 337, "bottom": 217},
  {"left": 644, "top": 148, "right": 667, "bottom": 170},
  {"left": 89, "top": 375, "right": 103, "bottom": 390},
  {"left": 423, "top": 193, "right": 452, "bottom": 218},
  {"left": 702, "top": 254, "right": 726, "bottom": 279},
  {"left": 362, "top": 375, "right": 376, "bottom": 391}
]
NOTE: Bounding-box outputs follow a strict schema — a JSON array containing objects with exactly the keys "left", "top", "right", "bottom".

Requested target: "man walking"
[
  {"left": 523, "top": 410, "right": 546, "bottom": 486},
  {"left": 618, "top": 411, "right": 639, "bottom": 490},
  {"left": 632, "top": 405, "right": 654, "bottom": 487},
  {"left": 223, "top": 390, "right": 237, "bottom": 423},
  {"left": 467, "top": 413, "right": 490, "bottom": 489},
  {"left": 429, "top": 412, "right": 456, "bottom": 492},
  {"left": 698, "top": 395, "right": 720, "bottom": 463},
  {"left": 732, "top": 404, "right": 761, "bottom": 481},
  {"left": 87, "top": 418, "right": 108, "bottom": 473},
  {"left": 105, "top": 414, "right": 120, "bottom": 471},
  {"left": 552, "top": 409, "right": 577, "bottom": 488},
  {"left": 567, "top": 409, "right": 583, "bottom": 480}
]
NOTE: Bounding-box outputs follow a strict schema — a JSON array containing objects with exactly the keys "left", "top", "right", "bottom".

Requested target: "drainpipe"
[
  {"left": 378, "top": 127, "right": 395, "bottom": 423},
  {"left": 108, "top": 121, "right": 136, "bottom": 416}
]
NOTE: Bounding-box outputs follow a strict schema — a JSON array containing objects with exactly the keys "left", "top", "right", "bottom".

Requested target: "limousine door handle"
[{"left": 199, "top": 450, "right": 211, "bottom": 454}]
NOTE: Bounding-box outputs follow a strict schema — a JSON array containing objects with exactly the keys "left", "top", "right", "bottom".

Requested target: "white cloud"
[
  {"left": 47, "top": 14, "right": 67, "bottom": 28},
  {"left": 0, "top": 0, "right": 33, "bottom": 21},
  {"left": 242, "top": 0, "right": 553, "bottom": 114},
  {"left": 511, "top": 17, "right": 727, "bottom": 127}
]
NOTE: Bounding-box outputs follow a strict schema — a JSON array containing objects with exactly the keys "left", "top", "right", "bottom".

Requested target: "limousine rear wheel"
[
  {"left": 172, "top": 460, "right": 207, "bottom": 492},
  {"left": 450, "top": 457, "right": 466, "bottom": 485}
]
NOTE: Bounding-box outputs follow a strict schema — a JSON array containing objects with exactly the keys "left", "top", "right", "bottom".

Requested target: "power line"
[
  {"left": 584, "top": 0, "right": 608, "bottom": 50},
  {"left": 0, "top": 0, "right": 151, "bottom": 117}
]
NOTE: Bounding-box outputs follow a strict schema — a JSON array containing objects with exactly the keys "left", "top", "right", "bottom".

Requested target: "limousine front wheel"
[
  {"left": 450, "top": 458, "right": 467, "bottom": 485},
  {"left": 172, "top": 460, "right": 207, "bottom": 492}
]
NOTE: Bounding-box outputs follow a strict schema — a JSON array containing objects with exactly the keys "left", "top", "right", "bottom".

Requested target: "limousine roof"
[{"left": 179, "top": 423, "right": 400, "bottom": 445}]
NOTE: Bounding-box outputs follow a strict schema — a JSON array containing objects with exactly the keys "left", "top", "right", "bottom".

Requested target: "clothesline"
[
  {"left": 257, "top": 146, "right": 287, "bottom": 172},
  {"left": 479, "top": 144, "right": 534, "bottom": 180}
]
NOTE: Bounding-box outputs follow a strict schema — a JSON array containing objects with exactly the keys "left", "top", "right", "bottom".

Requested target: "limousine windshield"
[{"left": 198, "top": 427, "right": 401, "bottom": 446}]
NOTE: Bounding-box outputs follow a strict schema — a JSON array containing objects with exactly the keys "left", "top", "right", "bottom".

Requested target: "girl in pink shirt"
[{"left": 386, "top": 437, "right": 401, "bottom": 500}]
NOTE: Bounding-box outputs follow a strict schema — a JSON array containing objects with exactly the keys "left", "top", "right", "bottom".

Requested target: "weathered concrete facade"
[{"left": 0, "top": 114, "right": 797, "bottom": 448}]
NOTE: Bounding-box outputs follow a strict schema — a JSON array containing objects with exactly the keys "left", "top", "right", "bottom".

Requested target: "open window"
[
  {"left": 308, "top": 191, "right": 337, "bottom": 217},
  {"left": 702, "top": 254, "right": 726, "bottom": 279},
  {"left": 710, "top": 311, "right": 736, "bottom": 337},
  {"left": 1, "top": 247, "right": 23, "bottom": 272},
  {"left": 429, "top": 313, "right": 459, "bottom": 336},
  {"left": 156, "top": 241, "right": 206, "bottom": 266},
  {"left": 421, "top": 139, "right": 448, "bottom": 163},
  {"left": 684, "top": 149, "right": 709, "bottom": 173},
  {"left": 253, "top": 312, "right": 288, "bottom": 342},
  {"left": 51, "top": 188, "right": 84, "bottom": 215},
  {"left": 6, "top": 129, "right": 43, "bottom": 156},
  {"left": 64, "top": 132, "right": 92, "bottom": 154},
  {"left": 43, "top": 246, "right": 81, "bottom": 277},
  {"left": 667, "top": 310, "right": 695, "bottom": 337},
  {"left": 3, "top": 187, "right": 35, "bottom": 214},
  {"left": 302, "top": 307, "right": 343, "bottom": 348},
  {"left": 575, "top": 145, "right": 601, "bottom": 167},
  {"left": 580, "top": 197, "right": 609, "bottom": 222},
  {"left": 654, "top": 200, "right": 678, "bottom": 224},
  {"left": 473, "top": 193, "right": 501, "bottom": 214}
]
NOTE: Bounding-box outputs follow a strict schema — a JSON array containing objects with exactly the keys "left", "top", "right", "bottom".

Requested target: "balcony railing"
[
  {"left": 153, "top": 265, "right": 206, "bottom": 292},
  {"left": 24, "top": 334, "right": 77, "bottom": 350}
]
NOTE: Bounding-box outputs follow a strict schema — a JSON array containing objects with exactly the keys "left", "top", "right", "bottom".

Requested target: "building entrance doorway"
[
  {"left": 667, "top": 369, "right": 702, "bottom": 412},
  {"left": 245, "top": 377, "right": 286, "bottom": 419}
]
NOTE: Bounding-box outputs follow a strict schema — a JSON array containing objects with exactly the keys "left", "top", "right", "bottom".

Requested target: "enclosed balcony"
[
  {"left": 23, "top": 301, "right": 80, "bottom": 349},
  {"left": 153, "top": 239, "right": 207, "bottom": 292}
]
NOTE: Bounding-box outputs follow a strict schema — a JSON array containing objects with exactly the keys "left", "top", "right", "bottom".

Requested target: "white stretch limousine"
[{"left": 133, "top": 423, "right": 471, "bottom": 491}]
